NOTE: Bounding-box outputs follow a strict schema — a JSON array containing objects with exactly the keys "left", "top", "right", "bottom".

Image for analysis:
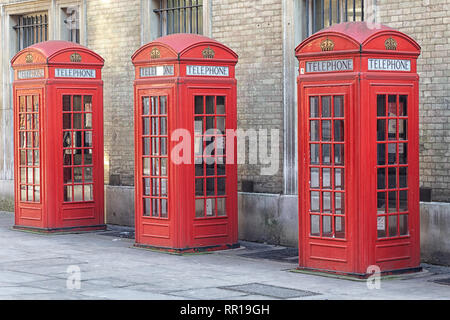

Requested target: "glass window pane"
[
  {"left": 84, "top": 185, "right": 93, "bottom": 201},
  {"left": 311, "top": 191, "right": 320, "bottom": 212},
  {"left": 34, "top": 168, "right": 40, "bottom": 185},
  {"left": 84, "top": 150, "right": 93, "bottom": 166},
  {"left": 322, "top": 96, "right": 331, "bottom": 117},
  {"left": 388, "top": 143, "right": 397, "bottom": 164},
  {"left": 334, "top": 144, "right": 344, "bottom": 165},
  {"left": 335, "top": 168, "right": 344, "bottom": 190},
  {"left": 310, "top": 144, "right": 320, "bottom": 164},
  {"left": 389, "top": 215, "right": 398, "bottom": 237},
  {"left": 143, "top": 118, "right": 150, "bottom": 136},
  {"left": 84, "top": 96, "right": 93, "bottom": 112},
  {"left": 323, "top": 192, "right": 332, "bottom": 213},
  {"left": 64, "top": 186, "right": 73, "bottom": 202},
  {"left": 389, "top": 191, "right": 397, "bottom": 213},
  {"left": 160, "top": 96, "right": 167, "bottom": 115},
  {"left": 195, "top": 96, "right": 204, "bottom": 114},
  {"left": 84, "top": 132, "right": 93, "bottom": 148},
  {"left": 143, "top": 138, "right": 150, "bottom": 155},
  {"left": 400, "top": 191, "right": 408, "bottom": 212},
  {"left": 143, "top": 198, "right": 151, "bottom": 216},
  {"left": 310, "top": 121, "right": 320, "bottom": 141},
  {"left": 399, "top": 143, "right": 408, "bottom": 164},
  {"left": 74, "top": 168, "right": 83, "bottom": 183},
  {"left": 152, "top": 199, "right": 159, "bottom": 217},
  {"left": 206, "top": 96, "right": 215, "bottom": 114},
  {"left": 388, "top": 119, "right": 397, "bottom": 140},
  {"left": 63, "top": 114, "right": 72, "bottom": 130},
  {"left": 377, "top": 120, "right": 386, "bottom": 141},
  {"left": 334, "top": 96, "right": 344, "bottom": 117},
  {"left": 161, "top": 158, "right": 167, "bottom": 176},
  {"left": 217, "top": 198, "right": 226, "bottom": 216},
  {"left": 322, "top": 120, "right": 331, "bottom": 141},
  {"left": 63, "top": 95, "right": 71, "bottom": 111},
  {"left": 378, "top": 192, "right": 386, "bottom": 214},
  {"left": 73, "top": 96, "right": 82, "bottom": 112},
  {"left": 377, "top": 168, "right": 386, "bottom": 190},
  {"left": 388, "top": 95, "right": 397, "bottom": 116},
  {"left": 217, "top": 96, "right": 225, "bottom": 114},
  {"left": 144, "top": 178, "right": 151, "bottom": 196},
  {"left": 388, "top": 167, "right": 397, "bottom": 189},
  {"left": 399, "top": 95, "right": 408, "bottom": 116},
  {"left": 310, "top": 97, "right": 319, "bottom": 117},
  {"left": 322, "top": 144, "right": 331, "bottom": 164},
  {"left": 217, "top": 178, "right": 226, "bottom": 196},
  {"left": 335, "top": 216, "right": 345, "bottom": 239},
  {"left": 334, "top": 120, "right": 344, "bottom": 142},
  {"left": 206, "top": 198, "right": 215, "bottom": 216},
  {"left": 322, "top": 168, "right": 331, "bottom": 189},
  {"left": 377, "top": 144, "right": 386, "bottom": 165},
  {"left": 335, "top": 193, "right": 344, "bottom": 213},
  {"left": 400, "top": 215, "right": 409, "bottom": 236},
  {"left": 399, "top": 120, "right": 407, "bottom": 141},
  {"left": 195, "top": 199, "right": 205, "bottom": 218},
  {"left": 151, "top": 97, "right": 159, "bottom": 115},
  {"left": 34, "top": 187, "right": 40, "bottom": 202},
  {"left": 74, "top": 185, "right": 83, "bottom": 201},
  {"left": 322, "top": 215, "right": 332, "bottom": 237},
  {"left": 377, "top": 95, "right": 386, "bottom": 117},
  {"left": 378, "top": 216, "right": 387, "bottom": 238},
  {"left": 206, "top": 178, "right": 215, "bottom": 196},
  {"left": 161, "top": 199, "right": 168, "bottom": 218},
  {"left": 217, "top": 117, "right": 225, "bottom": 133},
  {"left": 161, "top": 179, "right": 168, "bottom": 197},
  {"left": 399, "top": 167, "right": 408, "bottom": 188},
  {"left": 310, "top": 168, "right": 319, "bottom": 188},
  {"left": 311, "top": 215, "right": 320, "bottom": 236},
  {"left": 27, "top": 168, "right": 33, "bottom": 184}
]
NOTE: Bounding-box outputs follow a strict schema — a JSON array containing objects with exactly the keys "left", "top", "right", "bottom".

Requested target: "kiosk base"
[
  {"left": 133, "top": 242, "right": 240, "bottom": 254},
  {"left": 13, "top": 224, "right": 107, "bottom": 234},
  {"left": 296, "top": 266, "right": 423, "bottom": 279}
]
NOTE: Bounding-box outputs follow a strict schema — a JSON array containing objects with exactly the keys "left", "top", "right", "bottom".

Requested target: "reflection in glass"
[
  {"left": 322, "top": 215, "right": 332, "bottom": 237},
  {"left": 335, "top": 193, "right": 344, "bottom": 214},
  {"left": 334, "top": 145, "right": 344, "bottom": 165},
  {"left": 195, "top": 96, "right": 204, "bottom": 114},
  {"left": 388, "top": 143, "right": 397, "bottom": 165},
  {"left": 206, "top": 198, "right": 215, "bottom": 217},
  {"left": 34, "top": 187, "right": 40, "bottom": 202},
  {"left": 378, "top": 216, "right": 386, "bottom": 238},
  {"left": 144, "top": 178, "right": 151, "bottom": 196},
  {"left": 377, "top": 95, "right": 386, "bottom": 117},
  {"left": 84, "top": 114, "right": 93, "bottom": 129},
  {"left": 74, "top": 185, "right": 83, "bottom": 201},
  {"left": 388, "top": 119, "right": 397, "bottom": 140},
  {"left": 310, "top": 97, "right": 319, "bottom": 117},
  {"left": 322, "top": 144, "right": 331, "bottom": 164},
  {"left": 388, "top": 95, "right": 397, "bottom": 116},
  {"left": 322, "top": 168, "right": 331, "bottom": 189},
  {"left": 196, "top": 199, "right": 205, "bottom": 218},
  {"left": 310, "top": 121, "right": 320, "bottom": 141},
  {"left": 64, "top": 186, "right": 73, "bottom": 202},
  {"left": 217, "top": 198, "right": 226, "bottom": 216},
  {"left": 160, "top": 96, "right": 167, "bottom": 114},
  {"left": 377, "top": 192, "right": 386, "bottom": 214},
  {"left": 311, "top": 191, "right": 320, "bottom": 212},
  {"left": 84, "top": 96, "right": 93, "bottom": 112},
  {"left": 334, "top": 96, "right": 344, "bottom": 117},
  {"left": 399, "top": 95, "right": 408, "bottom": 116},
  {"left": 161, "top": 199, "right": 168, "bottom": 218},
  {"left": 400, "top": 215, "right": 409, "bottom": 236},
  {"left": 322, "top": 120, "right": 331, "bottom": 141},
  {"left": 377, "top": 120, "right": 386, "bottom": 141},
  {"left": 311, "top": 215, "right": 320, "bottom": 236},
  {"left": 335, "top": 216, "right": 345, "bottom": 239},
  {"left": 310, "top": 168, "right": 319, "bottom": 188},
  {"left": 323, "top": 192, "right": 332, "bottom": 213},
  {"left": 334, "top": 120, "right": 344, "bottom": 142},
  {"left": 389, "top": 215, "right": 398, "bottom": 237},
  {"left": 310, "top": 144, "right": 320, "bottom": 164},
  {"left": 73, "top": 96, "right": 82, "bottom": 111},
  {"left": 151, "top": 97, "right": 158, "bottom": 115},
  {"left": 399, "top": 120, "right": 407, "bottom": 141},
  {"left": 217, "top": 96, "right": 226, "bottom": 114},
  {"left": 322, "top": 96, "right": 331, "bottom": 117},
  {"left": 84, "top": 185, "right": 93, "bottom": 201},
  {"left": 335, "top": 169, "right": 344, "bottom": 190},
  {"left": 377, "top": 144, "right": 386, "bottom": 165}
]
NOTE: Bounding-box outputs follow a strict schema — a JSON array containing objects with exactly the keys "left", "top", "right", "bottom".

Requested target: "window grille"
[
  {"left": 305, "top": 0, "right": 364, "bottom": 37},
  {"left": 13, "top": 13, "right": 48, "bottom": 51},
  {"left": 153, "top": 0, "right": 203, "bottom": 37}
]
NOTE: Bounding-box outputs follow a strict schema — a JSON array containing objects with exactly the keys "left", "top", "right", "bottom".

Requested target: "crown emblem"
[
  {"left": 70, "top": 52, "right": 82, "bottom": 62},
  {"left": 151, "top": 48, "right": 161, "bottom": 59},
  {"left": 385, "top": 37, "right": 398, "bottom": 50},
  {"left": 25, "top": 54, "right": 33, "bottom": 63},
  {"left": 202, "top": 47, "right": 215, "bottom": 59},
  {"left": 320, "top": 38, "right": 335, "bottom": 52}
]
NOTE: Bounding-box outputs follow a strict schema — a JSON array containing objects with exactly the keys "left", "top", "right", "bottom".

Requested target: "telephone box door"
[
  {"left": 57, "top": 89, "right": 104, "bottom": 227},
  {"left": 190, "top": 88, "right": 238, "bottom": 248},
  {"left": 15, "top": 89, "right": 44, "bottom": 227},
  {"left": 135, "top": 88, "right": 173, "bottom": 248},
  {"left": 370, "top": 85, "right": 420, "bottom": 270},
  {"left": 300, "top": 85, "right": 355, "bottom": 272}
]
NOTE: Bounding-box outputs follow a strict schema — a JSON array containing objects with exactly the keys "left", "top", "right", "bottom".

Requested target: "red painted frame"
[
  {"left": 11, "top": 41, "right": 105, "bottom": 233},
  {"left": 296, "top": 22, "right": 421, "bottom": 277},
  {"left": 132, "top": 34, "right": 239, "bottom": 252}
]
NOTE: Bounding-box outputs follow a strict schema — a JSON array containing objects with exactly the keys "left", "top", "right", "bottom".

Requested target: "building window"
[
  {"left": 62, "top": 7, "right": 80, "bottom": 43},
  {"left": 153, "top": 0, "right": 203, "bottom": 37},
  {"left": 13, "top": 12, "right": 48, "bottom": 51},
  {"left": 304, "top": 0, "right": 364, "bottom": 38}
]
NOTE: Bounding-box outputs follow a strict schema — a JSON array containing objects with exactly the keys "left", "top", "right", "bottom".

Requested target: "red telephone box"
[
  {"left": 11, "top": 41, "right": 105, "bottom": 233},
  {"left": 132, "top": 34, "right": 239, "bottom": 252},
  {"left": 296, "top": 22, "right": 421, "bottom": 277}
]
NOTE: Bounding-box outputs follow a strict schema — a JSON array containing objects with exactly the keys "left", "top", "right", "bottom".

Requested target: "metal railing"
[
  {"left": 153, "top": 0, "right": 203, "bottom": 36},
  {"left": 14, "top": 14, "right": 48, "bottom": 51},
  {"left": 305, "top": 0, "right": 364, "bottom": 37}
]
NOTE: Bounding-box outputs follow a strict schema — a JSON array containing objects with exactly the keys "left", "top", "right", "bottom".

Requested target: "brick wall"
[
  {"left": 378, "top": 0, "right": 450, "bottom": 202},
  {"left": 86, "top": 0, "right": 141, "bottom": 187},
  {"left": 210, "top": 0, "right": 285, "bottom": 194}
]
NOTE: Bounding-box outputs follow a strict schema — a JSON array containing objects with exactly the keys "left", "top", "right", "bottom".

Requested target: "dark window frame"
[{"left": 153, "top": 0, "right": 203, "bottom": 37}]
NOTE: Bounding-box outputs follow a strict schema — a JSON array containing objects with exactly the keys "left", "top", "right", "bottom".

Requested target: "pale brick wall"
[
  {"left": 211, "top": 0, "right": 284, "bottom": 194},
  {"left": 86, "top": 0, "right": 141, "bottom": 187},
  {"left": 378, "top": 0, "right": 450, "bottom": 202}
]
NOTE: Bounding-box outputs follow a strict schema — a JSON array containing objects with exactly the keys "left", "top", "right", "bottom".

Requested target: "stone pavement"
[{"left": 0, "top": 211, "right": 449, "bottom": 300}]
